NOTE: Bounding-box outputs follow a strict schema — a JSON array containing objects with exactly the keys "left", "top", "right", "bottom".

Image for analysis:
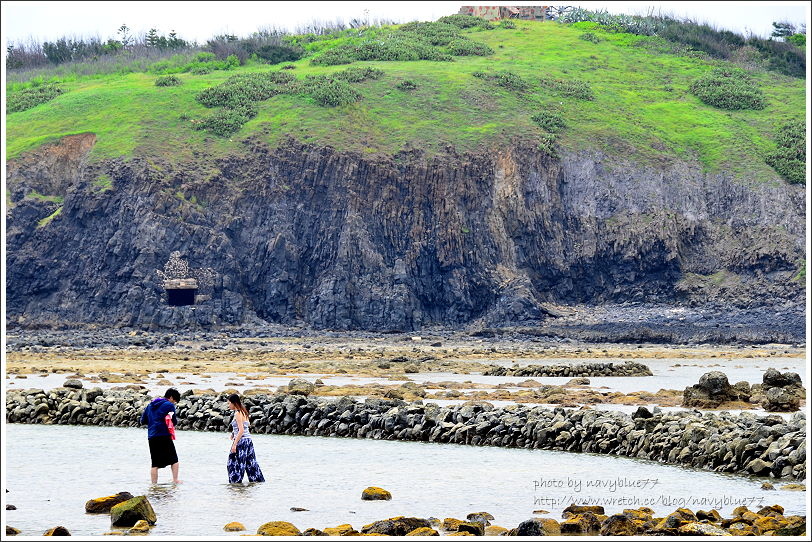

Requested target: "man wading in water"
[{"left": 140, "top": 388, "right": 181, "bottom": 484}]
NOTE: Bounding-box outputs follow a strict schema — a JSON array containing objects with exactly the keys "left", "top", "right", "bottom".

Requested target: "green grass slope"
[{"left": 6, "top": 19, "right": 806, "bottom": 182}]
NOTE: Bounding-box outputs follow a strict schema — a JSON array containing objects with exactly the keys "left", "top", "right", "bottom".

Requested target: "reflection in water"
[{"left": 6, "top": 423, "right": 806, "bottom": 536}]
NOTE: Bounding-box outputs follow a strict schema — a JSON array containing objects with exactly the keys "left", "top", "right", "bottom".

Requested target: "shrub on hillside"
[
  {"left": 7, "top": 84, "right": 64, "bottom": 112},
  {"left": 500, "top": 20, "right": 517, "bottom": 29},
  {"left": 189, "top": 63, "right": 214, "bottom": 74},
  {"left": 538, "top": 76, "right": 594, "bottom": 100},
  {"left": 579, "top": 32, "right": 602, "bottom": 43},
  {"left": 446, "top": 39, "right": 494, "bottom": 56},
  {"left": 333, "top": 66, "right": 384, "bottom": 82},
  {"left": 155, "top": 75, "right": 182, "bottom": 86},
  {"left": 196, "top": 52, "right": 216, "bottom": 63},
  {"left": 531, "top": 110, "right": 566, "bottom": 132},
  {"left": 689, "top": 68, "right": 766, "bottom": 110},
  {"left": 438, "top": 14, "right": 493, "bottom": 29},
  {"left": 192, "top": 105, "right": 257, "bottom": 136},
  {"left": 399, "top": 22, "right": 463, "bottom": 46},
  {"left": 396, "top": 79, "right": 418, "bottom": 90},
  {"left": 255, "top": 44, "right": 304, "bottom": 64},
  {"left": 304, "top": 77, "right": 362, "bottom": 106},
  {"left": 765, "top": 120, "right": 805, "bottom": 184},
  {"left": 196, "top": 71, "right": 296, "bottom": 108}
]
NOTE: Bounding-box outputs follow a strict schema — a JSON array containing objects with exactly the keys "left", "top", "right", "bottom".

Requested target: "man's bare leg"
[
  {"left": 171, "top": 463, "right": 180, "bottom": 484},
  {"left": 150, "top": 467, "right": 158, "bottom": 484}
]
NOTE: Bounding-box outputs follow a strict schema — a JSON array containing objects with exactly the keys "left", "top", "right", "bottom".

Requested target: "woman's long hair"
[{"left": 228, "top": 393, "right": 250, "bottom": 418}]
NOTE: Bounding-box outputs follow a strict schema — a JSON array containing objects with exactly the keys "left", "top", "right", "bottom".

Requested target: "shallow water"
[{"left": 4, "top": 424, "right": 805, "bottom": 536}]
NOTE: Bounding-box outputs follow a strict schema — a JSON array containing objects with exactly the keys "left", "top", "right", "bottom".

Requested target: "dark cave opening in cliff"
[{"left": 166, "top": 288, "right": 197, "bottom": 306}]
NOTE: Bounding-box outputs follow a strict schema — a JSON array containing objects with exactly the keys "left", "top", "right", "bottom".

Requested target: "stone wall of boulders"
[
  {"left": 683, "top": 369, "right": 806, "bottom": 412},
  {"left": 5, "top": 387, "right": 805, "bottom": 480},
  {"left": 484, "top": 361, "right": 653, "bottom": 377}
]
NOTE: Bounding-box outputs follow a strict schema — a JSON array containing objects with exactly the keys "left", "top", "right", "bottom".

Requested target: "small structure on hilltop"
[{"left": 457, "top": 5, "right": 573, "bottom": 21}]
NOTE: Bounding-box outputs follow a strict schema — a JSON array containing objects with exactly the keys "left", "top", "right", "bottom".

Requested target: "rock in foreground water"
[
  {"left": 85, "top": 491, "right": 134, "bottom": 513},
  {"left": 110, "top": 496, "right": 156, "bottom": 527},
  {"left": 361, "top": 487, "right": 392, "bottom": 501}
]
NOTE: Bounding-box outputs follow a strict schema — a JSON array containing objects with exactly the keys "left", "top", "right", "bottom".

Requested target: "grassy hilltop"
[{"left": 6, "top": 15, "right": 806, "bottom": 183}]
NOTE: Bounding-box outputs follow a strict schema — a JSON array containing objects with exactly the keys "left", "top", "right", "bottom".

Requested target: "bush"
[
  {"left": 787, "top": 33, "right": 805, "bottom": 47},
  {"left": 396, "top": 79, "right": 418, "bottom": 90},
  {"left": 7, "top": 84, "right": 63, "bottom": 112},
  {"left": 438, "top": 14, "right": 491, "bottom": 29},
  {"left": 305, "top": 77, "right": 362, "bottom": 106},
  {"left": 579, "top": 32, "right": 602, "bottom": 43},
  {"left": 224, "top": 54, "right": 240, "bottom": 70},
  {"left": 500, "top": 20, "right": 516, "bottom": 29},
  {"left": 281, "top": 64, "right": 296, "bottom": 69},
  {"left": 531, "top": 110, "right": 566, "bottom": 132},
  {"left": 765, "top": 120, "right": 805, "bottom": 184},
  {"left": 473, "top": 70, "right": 531, "bottom": 92},
  {"left": 689, "top": 68, "right": 766, "bottom": 110},
  {"left": 538, "top": 76, "right": 594, "bottom": 100},
  {"left": 189, "top": 63, "right": 214, "bottom": 74},
  {"left": 399, "top": 22, "right": 462, "bottom": 46},
  {"left": 192, "top": 105, "right": 256, "bottom": 136},
  {"left": 155, "top": 75, "right": 181, "bottom": 86},
  {"left": 333, "top": 66, "right": 384, "bottom": 82},
  {"left": 196, "top": 52, "right": 216, "bottom": 62},
  {"left": 311, "top": 24, "right": 490, "bottom": 65},
  {"left": 255, "top": 44, "right": 304, "bottom": 64},
  {"left": 196, "top": 71, "right": 296, "bottom": 108},
  {"left": 446, "top": 39, "right": 494, "bottom": 56}
]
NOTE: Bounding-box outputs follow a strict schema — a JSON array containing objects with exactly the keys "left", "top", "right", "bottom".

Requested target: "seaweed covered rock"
[
  {"left": 256, "top": 521, "right": 302, "bottom": 536},
  {"left": 110, "top": 496, "right": 156, "bottom": 527},
  {"left": 361, "top": 486, "right": 392, "bottom": 501},
  {"left": 362, "top": 517, "right": 431, "bottom": 536},
  {"left": 85, "top": 491, "right": 134, "bottom": 513}
]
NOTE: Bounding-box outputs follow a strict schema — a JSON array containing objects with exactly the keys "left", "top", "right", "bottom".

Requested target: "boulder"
[
  {"left": 484, "top": 525, "right": 508, "bottom": 536},
  {"left": 43, "top": 526, "right": 71, "bottom": 536},
  {"left": 442, "top": 518, "right": 464, "bottom": 532},
  {"left": 761, "top": 369, "right": 804, "bottom": 412},
  {"left": 600, "top": 514, "right": 638, "bottom": 536},
  {"left": 128, "top": 520, "right": 151, "bottom": 534},
  {"left": 110, "top": 496, "right": 156, "bottom": 527},
  {"left": 63, "top": 379, "right": 83, "bottom": 389},
  {"left": 763, "top": 368, "right": 802, "bottom": 388},
  {"left": 406, "top": 527, "right": 439, "bottom": 536},
  {"left": 6, "top": 526, "right": 21, "bottom": 536},
  {"left": 683, "top": 371, "right": 738, "bottom": 408},
  {"left": 302, "top": 528, "right": 325, "bottom": 536},
  {"left": 362, "top": 517, "right": 431, "bottom": 536},
  {"left": 695, "top": 509, "right": 722, "bottom": 522},
  {"left": 466, "top": 512, "right": 493, "bottom": 525},
  {"left": 361, "top": 487, "right": 392, "bottom": 501},
  {"left": 763, "top": 386, "right": 800, "bottom": 412},
  {"left": 257, "top": 521, "right": 302, "bottom": 536},
  {"left": 323, "top": 524, "right": 357, "bottom": 536},
  {"left": 515, "top": 518, "right": 560, "bottom": 536},
  {"left": 288, "top": 379, "right": 315, "bottom": 396},
  {"left": 677, "top": 522, "right": 730, "bottom": 536},
  {"left": 562, "top": 504, "right": 604, "bottom": 517},
  {"left": 456, "top": 522, "right": 484, "bottom": 536},
  {"left": 224, "top": 522, "right": 246, "bottom": 532},
  {"left": 85, "top": 491, "right": 135, "bottom": 513}
]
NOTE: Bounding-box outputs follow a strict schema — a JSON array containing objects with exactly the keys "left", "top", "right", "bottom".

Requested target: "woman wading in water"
[{"left": 227, "top": 393, "right": 265, "bottom": 484}]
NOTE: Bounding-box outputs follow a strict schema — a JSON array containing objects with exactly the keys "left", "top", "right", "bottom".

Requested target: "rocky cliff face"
[{"left": 6, "top": 135, "right": 805, "bottom": 331}]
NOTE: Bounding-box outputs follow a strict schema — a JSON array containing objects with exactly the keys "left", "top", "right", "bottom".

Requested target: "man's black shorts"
[{"left": 148, "top": 435, "right": 178, "bottom": 468}]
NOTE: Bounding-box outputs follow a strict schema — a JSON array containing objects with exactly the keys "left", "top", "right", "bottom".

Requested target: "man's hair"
[{"left": 164, "top": 388, "right": 181, "bottom": 401}]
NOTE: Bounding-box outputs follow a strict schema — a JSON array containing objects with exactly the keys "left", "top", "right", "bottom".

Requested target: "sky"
[{"left": 1, "top": 1, "right": 809, "bottom": 46}]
